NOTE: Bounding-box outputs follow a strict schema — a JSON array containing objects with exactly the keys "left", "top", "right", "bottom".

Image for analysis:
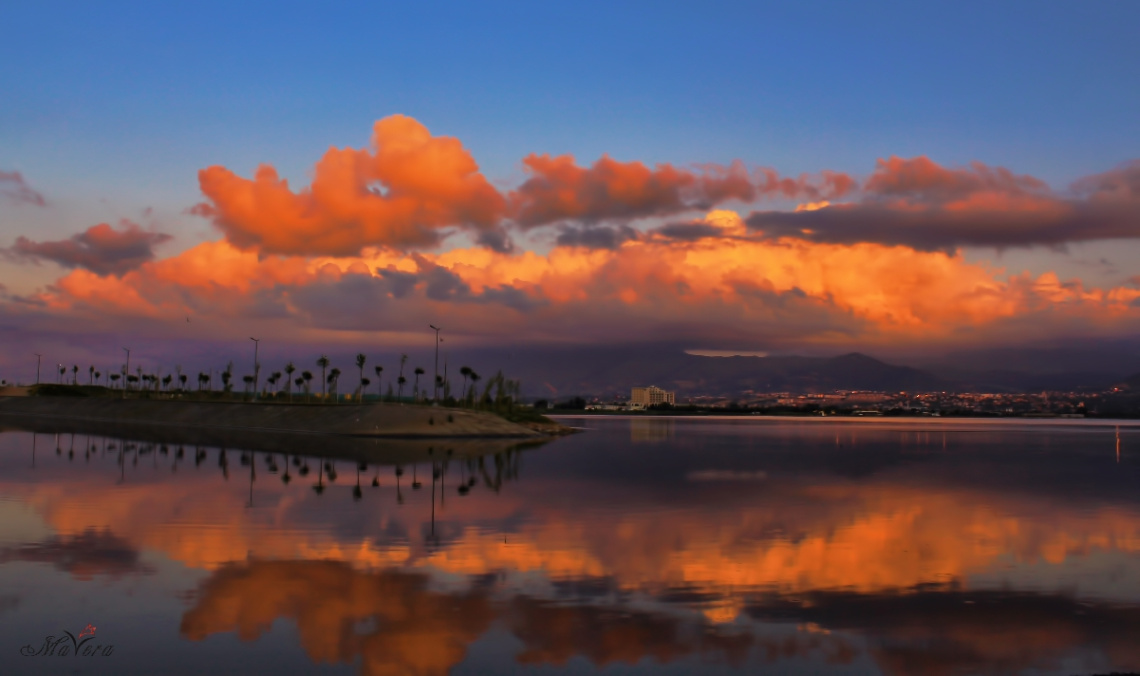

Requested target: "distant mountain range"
[{"left": 451, "top": 344, "right": 1140, "bottom": 400}]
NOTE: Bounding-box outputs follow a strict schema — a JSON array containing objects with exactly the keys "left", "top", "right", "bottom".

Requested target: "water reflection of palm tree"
[
  {"left": 412, "top": 464, "right": 422, "bottom": 489},
  {"left": 371, "top": 465, "right": 380, "bottom": 487},
  {"left": 219, "top": 448, "right": 229, "bottom": 481},
  {"left": 313, "top": 457, "right": 325, "bottom": 495},
  {"left": 353, "top": 464, "right": 363, "bottom": 501}
]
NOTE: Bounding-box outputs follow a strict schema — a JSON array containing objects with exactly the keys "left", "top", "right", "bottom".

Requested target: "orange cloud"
[
  {"left": 509, "top": 154, "right": 758, "bottom": 227},
  {"left": 13, "top": 210, "right": 1140, "bottom": 349},
  {"left": 196, "top": 115, "right": 506, "bottom": 256}
]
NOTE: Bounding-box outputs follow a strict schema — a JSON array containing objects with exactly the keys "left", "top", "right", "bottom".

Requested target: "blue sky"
[{"left": 3, "top": 1, "right": 1138, "bottom": 197}]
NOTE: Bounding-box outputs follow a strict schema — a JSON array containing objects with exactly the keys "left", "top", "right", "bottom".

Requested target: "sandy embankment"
[{"left": 0, "top": 397, "right": 540, "bottom": 438}]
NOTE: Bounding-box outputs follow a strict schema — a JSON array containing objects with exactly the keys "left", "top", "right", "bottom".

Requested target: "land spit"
[
  {"left": 0, "top": 397, "right": 542, "bottom": 439},
  {"left": 0, "top": 413, "right": 545, "bottom": 466}
]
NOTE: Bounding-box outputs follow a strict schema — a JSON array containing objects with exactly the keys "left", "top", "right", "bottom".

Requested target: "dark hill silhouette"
[{"left": 456, "top": 346, "right": 948, "bottom": 399}]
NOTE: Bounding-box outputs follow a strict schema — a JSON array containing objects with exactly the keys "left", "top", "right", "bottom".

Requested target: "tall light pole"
[
  {"left": 33, "top": 353, "right": 41, "bottom": 385},
  {"left": 250, "top": 337, "right": 260, "bottom": 400},
  {"left": 429, "top": 325, "right": 441, "bottom": 402},
  {"left": 122, "top": 348, "right": 131, "bottom": 398}
]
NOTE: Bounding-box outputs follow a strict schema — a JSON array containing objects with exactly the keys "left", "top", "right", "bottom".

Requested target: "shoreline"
[{"left": 0, "top": 396, "right": 555, "bottom": 439}]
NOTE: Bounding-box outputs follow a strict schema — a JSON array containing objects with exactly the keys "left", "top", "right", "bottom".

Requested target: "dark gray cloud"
[
  {"left": 6, "top": 221, "right": 172, "bottom": 275},
  {"left": 746, "top": 161, "right": 1140, "bottom": 251},
  {"left": 652, "top": 222, "right": 724, "bottom": 242},
  {"left": 475, "top": 227, "right": 515, "bottom": 253},
  {"left": 0, "top": 170, "right": 46, "bottom": 207},
  {"left": 555, "top": 224, "right": 640, "bottom": 250}
]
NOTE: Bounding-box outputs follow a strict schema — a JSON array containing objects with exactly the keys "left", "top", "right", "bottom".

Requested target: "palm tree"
[
  {"left": 110, "top": 373, "right": 121, "bottom": 389},
  {"left": 316, "top": 355, "right": 330, "bottom": 399},
  {"left": 413, "top": 367, "right": 424, "bottom": 400},
  {"left": 468, "top": 370, "right": 481, "bottom": 407},
  {"left": 72, "top": 365, "right": 78, "bottom": 385},
  {"left": 88, "top": 365, "right": 95, "bottom": 386},
  {"left": 197, "top": 372, "right": 208, "bottom": 391},
  {"left": 284, "top": 362, "right": 296, "bottom": 401},
  {"left": 242, "top": 374, "right": 254, "bottom": 398},
  {"left": 374, "top": 365, "right": 383, "bottom": 400},
  {"left": 179, "top": 373, "right": 187, "bottom": 390},
  {"left": 268, "top": 371, "right": 281, "bottom": 396},
  {"left": 327, "top": 368, "right": 341, "bottom": 403},
  {"left": 222, "top": 361, "right": 234, "bottom": 394},
  {"left": 459, "top": 366, "right": 472, "bottom": 403},
  {"left": 397, "top": 354, "right": 408, "bottom": 401},
  {"left": 174, "top": 365, "right": 183, "bottom": 391},
  {"left": 302, "top": 371, "right": 313, "bottom": 402},
  {"left": 354, "top": 353, "right": 367, "bottom": 402},
  {"left": 95, "top": 370, "right": 102, "bottom": 386},
  {"left": 162, "top": 374, "right": 173, "bottom": 391}
]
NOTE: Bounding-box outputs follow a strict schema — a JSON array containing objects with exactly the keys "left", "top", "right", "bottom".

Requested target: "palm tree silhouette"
[
  {"left": 179, "top": 373, "right": 187, "bottom": 391},
  {"left": 397, "top": 354, "right": 408, "bottom": 401},
  {"left": 110, "top": 373, "right": 121, "bottom": 389},
  {"left": 316, "top": 355, "right": 330, "bottom": 399},
  {"left": 459, "top": 366, "right": 472, "bottom": 403},
  {"left": 88, "top": 365, "right": 95, "bottom": 385},
  {"left": 354, "top": 353, "right": 367, "bottom": 402},
  {"left": 328, "top": 367, "right": 341, "bottom": 403},
  {"left": 284, "top": 362, "right": 296, "bottom": 402},
  {"left": 413, "top": 367, "right": 424, "bottom": 401},
  {"left": 71, "top": 365, "right": 78, "bottom": 385},
  {"left": 374, "top": 365, "right": 383, "bottom": 400},
  {"left": 468, "top": 370, "right": 481, "bottom": 407},
  {"left": 302, "top": 371, "right": 313, "bottom": 402}
]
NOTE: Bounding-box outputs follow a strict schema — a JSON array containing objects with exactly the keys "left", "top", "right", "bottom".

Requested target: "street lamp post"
[
  {"left": 250, "top": 337, "right": 260, "bottom": 400},
  {"left": 122, "top": 348, "right": 130, "bottom": 398},
  {"left": 429, "top": 325, "right": 441, "bottom": 402},
  {"left": 33, "top": 353, "right": 41, "bottom": 385}
]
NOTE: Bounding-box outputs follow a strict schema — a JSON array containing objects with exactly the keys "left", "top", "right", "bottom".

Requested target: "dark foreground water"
[{"left": 2, "top": 415, "right": 1140, "bottom": 675}]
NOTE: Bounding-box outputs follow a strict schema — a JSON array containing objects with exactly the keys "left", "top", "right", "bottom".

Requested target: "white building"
[{"left": 631, "top": 386, "right": 675, "bottom": 409}]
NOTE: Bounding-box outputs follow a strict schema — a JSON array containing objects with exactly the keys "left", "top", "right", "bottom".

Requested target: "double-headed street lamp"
[
  {"left": 250, "top": 337, "right": 260, "bottom": 400},
  {"left": 429, "top": 325, "right": 441, "bottom": 402}
]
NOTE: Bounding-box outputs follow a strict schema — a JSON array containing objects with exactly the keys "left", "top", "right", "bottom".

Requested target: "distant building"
[{"left": 631, "top": 386, "right": 675, "bottom": 409}]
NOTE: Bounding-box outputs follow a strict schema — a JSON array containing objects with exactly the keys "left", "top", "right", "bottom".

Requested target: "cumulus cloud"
[
  {"left": 12, "top": 209, "right": 1140, "bottom": 351},
  {"left": 194, "top": 115, "right": 506, "bottom": 256},
  {"left": 746, "top": 156, "right": 1140, "bottom": 250},
  {"left": 6, "top": 220, "right": 172, "bottom": 275},
  {"left": 0, "top": 170, "right": 46, "bottom": 207}
]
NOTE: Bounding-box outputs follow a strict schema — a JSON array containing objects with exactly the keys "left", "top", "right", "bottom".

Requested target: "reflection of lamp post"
[
  {"left": 33, "top": 353, "right": 41, "bottom": 385},
  {"left": 250, "top": 337, "right": 260, "bottom": 400},
  {"left": 429, "top": 325, "right": 441, "bottom": 402}
]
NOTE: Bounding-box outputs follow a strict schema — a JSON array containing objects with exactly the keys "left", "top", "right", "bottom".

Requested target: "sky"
[{"left": 2, "top": 1, "right": 1140, "bottom": 381}]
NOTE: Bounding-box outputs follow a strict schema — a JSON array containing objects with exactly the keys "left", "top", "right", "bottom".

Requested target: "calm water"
[{"left": 2, "top": 415, "right": 1140, "bottom": 675}]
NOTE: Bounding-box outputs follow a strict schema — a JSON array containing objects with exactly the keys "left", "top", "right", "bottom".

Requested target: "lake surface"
[{"left": 2, "top": 415, "right": 1140, "bottom": 675}]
